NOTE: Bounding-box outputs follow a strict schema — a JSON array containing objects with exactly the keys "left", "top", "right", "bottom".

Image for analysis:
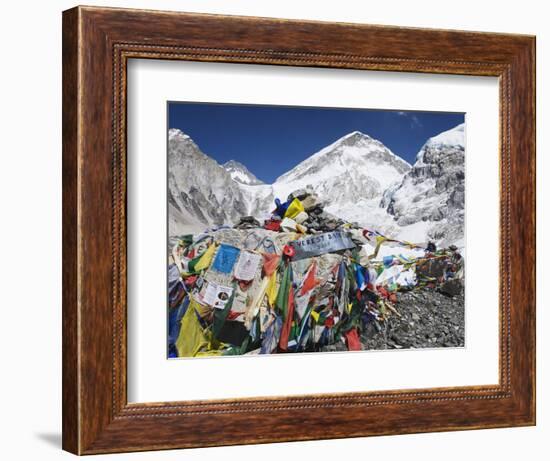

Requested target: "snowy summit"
[{"left": 223, "top": 160, "right": 265, "bottom": 185}]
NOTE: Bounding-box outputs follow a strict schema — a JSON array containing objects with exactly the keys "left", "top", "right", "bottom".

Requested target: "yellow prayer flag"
[
  {"left": 284, "top": 198, "right": 305, "bottom": 220},
  {"left": 175, "top": 297, "right": 225, "bottom": 357},
  {"left": 194, "top": 243, "right": 217, "bottom": 272},
  {"left": 266, "top": 271, "right": 279, "bottom": 307},
  {"left": 175, "top": 299, "right": 209, "bottom": 357}
]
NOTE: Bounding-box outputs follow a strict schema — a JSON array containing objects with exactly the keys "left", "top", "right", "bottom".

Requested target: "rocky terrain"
[{"left": 321, "top": 288, "right": 465, "bottom": 352}]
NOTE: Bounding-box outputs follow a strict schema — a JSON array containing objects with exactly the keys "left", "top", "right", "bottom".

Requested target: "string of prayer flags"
[
  {"left": 354, "top": 263, "right": 369, "bottom": 291},
  {"left": 276, "top": 264, "right": 292, "bottom": 318},
  {"left": 279, "top": 271, "right": 296, "bottom": 352},
  {"left": 266, "top": 272, "right": 279, "bottom": 307},
  {"left": 176, "top": 298, "right": 225, "bottom": 357},
  {"left": 260, "top": 316, "right": 282, "bottom": 354},
  {"left": 168, "top": 193, "right": 464, "bottom": 357},
  {"left": 212, "top": 285, "right": 237, "bottom": 339},
  {"left": 175, "top": 301, "right": 208, "bottom": 357},
  {"left": 284, "top": 197, "right": 305, "bottom": 220}
]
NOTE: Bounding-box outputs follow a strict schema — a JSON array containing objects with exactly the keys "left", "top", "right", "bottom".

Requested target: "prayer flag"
[
  {"left": 299, "top": 260, "right": 319, "bottom": 295},
  {"left": 212, "top": 244, "right": 240, "bottom": 273},
  {"left": 193, "top": 243, "right": 217, "bottom": 272}
]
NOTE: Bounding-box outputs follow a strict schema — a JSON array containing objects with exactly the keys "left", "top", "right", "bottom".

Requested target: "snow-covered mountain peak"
[
  {"left": 339, "top": 130, "right": 373, "bottom": 143},
  {"left": 275, "top": 131, "right": 410, "bottom": 185},
  {"left": 428, "top": 123, "right": 465, "bottom": 147},
  {"left": 169, "top": 128, "right": 190, "bottom": 141},
  {"left": 223, "top": 160, "right": 264, "bottom": 185},
  {"left": 310, "top": 131, "right": 378, "bottom": 159},
  {"left": 168, "top": 129, "right": 206, "bottom": 159},
  {"left": 416, "top": 123, "right": 465, "bottom": 163}
]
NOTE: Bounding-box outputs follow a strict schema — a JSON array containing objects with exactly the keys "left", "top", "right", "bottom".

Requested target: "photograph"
[
  {"left": 1, "top": 1, "right": 540, "bottom": 457},
  {"left": 167, "top": 103, "right": 466, "bottom": 358}
]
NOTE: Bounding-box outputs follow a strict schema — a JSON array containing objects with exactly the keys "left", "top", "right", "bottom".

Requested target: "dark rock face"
[
  {"left": 168, "top": 129, "right": 251, "bottom": 234},
  {"left": 234, "top": 216, "right": 262, "bottom": 229}
]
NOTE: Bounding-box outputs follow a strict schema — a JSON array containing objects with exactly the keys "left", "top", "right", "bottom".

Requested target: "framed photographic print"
[{"left": 62, "top": 6, "right": 536, "bottom": 455}]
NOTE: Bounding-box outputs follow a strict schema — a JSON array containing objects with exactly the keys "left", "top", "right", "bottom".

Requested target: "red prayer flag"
[
  {"left": 299, "top": 260, "right": 319, "bottom": 296},
  {"left": 344, "top": 328, "right": 362, "bottom": 351},
  {"left": 278, "top": 284, "right": 295, "bottom": 351},
  {"left": 262, "top": 253, "right": 281, "bottom": 277},
  {"left": 264, "top": 219, "right": 281, "bottom": 232}
]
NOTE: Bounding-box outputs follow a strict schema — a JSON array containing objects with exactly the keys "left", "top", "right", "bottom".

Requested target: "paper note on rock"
[
  {"left": 203, "top": 282, "right": 234, "bottom": 309},
  {"left": 234, "top": 251, "right": 262, "bottom": 281}
]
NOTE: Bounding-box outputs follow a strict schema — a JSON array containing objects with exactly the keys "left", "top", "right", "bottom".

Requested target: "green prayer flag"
[{"left": 276, "top": 264, "right": 292, "bottom": 318}]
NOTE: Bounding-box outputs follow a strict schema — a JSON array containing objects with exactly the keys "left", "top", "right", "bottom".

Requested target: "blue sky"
[{"left": 168, "top": 102, "right": 464, "bottom": 184}]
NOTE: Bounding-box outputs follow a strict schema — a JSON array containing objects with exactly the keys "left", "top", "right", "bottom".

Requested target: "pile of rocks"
[
  {"left": 235, "top": 186, "right": 347, "bottom": 235},
  {"left": 321, "top": 288, "right": 465, "bottom": 352},
  {"left": 234, "top": 216, "right": 262, "bottom": 230},
  {"left": 288, "top": 188, "right": 347, "bottom": 233}
]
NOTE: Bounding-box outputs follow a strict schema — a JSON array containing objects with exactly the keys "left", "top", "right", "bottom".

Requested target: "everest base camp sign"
[{"left": 290, "top": 231, "right": 356, "bottom": 260}]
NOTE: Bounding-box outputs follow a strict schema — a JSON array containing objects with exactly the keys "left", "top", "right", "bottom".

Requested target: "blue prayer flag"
[{"left": 212, "top": 244, "right": 240, "bottom": 274}]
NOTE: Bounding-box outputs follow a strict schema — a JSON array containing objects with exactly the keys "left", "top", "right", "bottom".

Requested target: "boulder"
[
  {"left": 439, "top": 278, "right": 464, "bottom": 297},
  {"left": 300, "top": 194, "right": 321, "bottom": 211},
  {"left": 234, "top": 216, "right": 261, "bottom": 229}
]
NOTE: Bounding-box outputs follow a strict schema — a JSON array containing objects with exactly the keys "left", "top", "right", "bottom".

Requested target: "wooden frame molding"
[{"left": 62, "top": 6, "right": 535, "bottom": 455}]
